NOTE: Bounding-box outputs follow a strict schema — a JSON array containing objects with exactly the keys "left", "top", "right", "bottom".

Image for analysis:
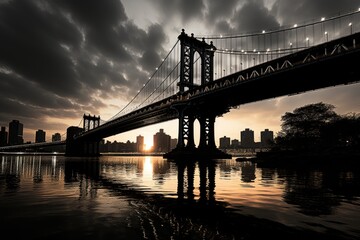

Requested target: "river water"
[{"left": 0, "top": 154, "right": 359, "bottom": 240}]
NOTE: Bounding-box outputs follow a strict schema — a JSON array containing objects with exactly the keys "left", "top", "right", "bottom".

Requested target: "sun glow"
[
  {"left": 143, "top": 137, "right": 153, "bottom": 151},
  {"left": 143, "top": 157, "right": 153, "bottom": 179}
]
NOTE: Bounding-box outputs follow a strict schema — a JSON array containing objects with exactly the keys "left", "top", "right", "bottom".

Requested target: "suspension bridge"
[{"left": 1, "top": 9, "right": 360, "bottom": 159}]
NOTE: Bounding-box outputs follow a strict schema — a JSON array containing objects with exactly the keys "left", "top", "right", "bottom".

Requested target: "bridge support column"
[
  {"left": 198, "top": 114, "right": 216, "bottom": 150},
  {"left": 174, "top": 104, "right": 196, "bottom": 150},
  {"left": 83, "top": 141, "right": 100, "bottom": 156},
  {"left": 65, "top": 126, "right": 100, "bottom": 157},
  {"left": 196, "top": 113, "right": 231, "bottom": 159}
]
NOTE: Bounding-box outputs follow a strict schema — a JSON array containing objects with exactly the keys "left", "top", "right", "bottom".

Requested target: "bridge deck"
[
  {"left": 2, "top": 33, "right": 360, "bottom": 152},
  {"left": 78, "top": 33, "right": 360, "bottom": 141}
]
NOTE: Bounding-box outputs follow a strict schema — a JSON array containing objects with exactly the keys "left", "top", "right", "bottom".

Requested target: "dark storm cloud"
[
  {"left": 54, "top": 0, "right": 168, "bottom": 98},
  {"left": 205, "top": 0, "right": 238, "bottom": 23},
  {"left": 0, "top": 0, "right": 169, "bottom": 135},
  {"left": 139, "top": 24, "right": 168, "bottom": 73},
  {"left": 0, "top": 72, "right": 74, "bottom": 109},
  {"left": 271, "top": 0, "right": 358, "bottom": 25},
  {"left": 152, "top": 0, "right": 205, "bottom": 22},
  {"left": 56, "top": 0, "right": 127, "bottom": 28},
  {"left": 0, "top": 0, "right": 82, "bottom": 97},
  {"left": 230, "top": 1, "right": 280, "bottom": 33},
  {"left": 179, "top": 0, "right": 206, "bottom": 22},
  {"left": 202, "top": 0, "right": 279, "bottom": 35}
]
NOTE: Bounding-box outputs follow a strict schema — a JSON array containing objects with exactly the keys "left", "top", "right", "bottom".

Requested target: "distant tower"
[
  {"left": 52, "top": 133, "right": 61, "bottom": 142},
  {"left": 0, "top": 126, "right": 8, "bottom": 146},
  {"left": 153, "top": 129, "right": 171, "bottom": 152},
  {"left": 136, "top": 135, "right": 144, "bottom": 152},
  {"left": 8, "top": 120, "right": 23, "bottom": 145},
  {"left": 219, "top": 136, "right": 230, "bottom": 149},
  {"left": 240, "top": 128, "right": 254, "bottom": 148},
  {"left": 35, "top": 129, "right": 46, "bottom": 143},
  {"left": 231, "top": 139, "right": 240, "bottom": 148},
  {"left": 260, "top": 129, "right": 274, "bottom": 147}
]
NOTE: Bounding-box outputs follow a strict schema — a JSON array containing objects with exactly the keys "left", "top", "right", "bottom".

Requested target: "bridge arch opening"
[{"left": 193, "top": 51, "right": 202, "bottom": 86}]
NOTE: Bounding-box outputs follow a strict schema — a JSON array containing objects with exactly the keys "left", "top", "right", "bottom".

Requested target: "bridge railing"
[{"left": 201, "top": 8, "right": 360, "bottom": 80}]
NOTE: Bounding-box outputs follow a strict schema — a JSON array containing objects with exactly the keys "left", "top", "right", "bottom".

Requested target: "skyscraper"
[
  {"left": 136, "top": 135, "right": 144, "bottom": 152},
  {"left": 52, "top": 133, "right": 61, "bottom": 142},
  {"left": 231, "top": 139, "right": 240, "bottom": 148},
  {"left": 261, "top": 129, "right": 274, "bottom": 147},
  {"left": 35, "top": 129, "right": 46, "bottom": 143},
  {"left": 153, "top": 129, "right": 171, "bottom": 152},
  {"left": 8, "top": 120, "right": 23, "bottom": 145},
  {"left": 0, "top": 126, "right": 8, "bottom": 146},
  {"left": 219, "top": 136, "right": 230, "bottom": 149},
  {"left": 240, "top": 128, "right": 254, "bottom": 148}
]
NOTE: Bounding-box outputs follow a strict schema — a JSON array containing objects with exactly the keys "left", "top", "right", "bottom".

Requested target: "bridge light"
[
  {"left": 349, "top": 22, "right": 353, "bottom": 26},
  {"left": 321, "top": 17, "right": 325, "bottom": 21},
  {"left": 294, "top": 24, "right": 297, "bottom": 28},
  {"left": 253, "top": 49, "right": 256, "bottom": 52},
  {"left": 262, "top": 30, "right": 266, "bottom": 34}
]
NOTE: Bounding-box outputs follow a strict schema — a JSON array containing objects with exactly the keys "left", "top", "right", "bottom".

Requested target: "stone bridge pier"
[
  {"left": 65, "top": 115, "right": 101, "bottom": 157},
  {"left": 164, "top": 30, "right": 231, "bottom": 160}
]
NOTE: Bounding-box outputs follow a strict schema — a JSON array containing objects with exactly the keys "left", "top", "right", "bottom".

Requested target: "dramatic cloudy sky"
[{"left": 0, "top": 0, "right": 359, "bottom": 146}]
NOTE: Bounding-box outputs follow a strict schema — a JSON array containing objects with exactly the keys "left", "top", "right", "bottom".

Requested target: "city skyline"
[
  {"left": 1, "top": 1, "right": 360, "bottom": 148},
  {"left": 1, "top": 118, "right": 273, "bottom": 149}
]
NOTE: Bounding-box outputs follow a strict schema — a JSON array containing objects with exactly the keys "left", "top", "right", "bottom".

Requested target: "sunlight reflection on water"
[{"left": 0, "top": 154, "right": 359, "bottom": 239}]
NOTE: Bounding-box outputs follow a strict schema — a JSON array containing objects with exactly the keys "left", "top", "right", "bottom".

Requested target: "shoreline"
[
  {"left": 0, "top": 152, "right": 166, "bottom": 157},
  {"left": 251, "top": 149, "right": 360, "bottom": 168}
]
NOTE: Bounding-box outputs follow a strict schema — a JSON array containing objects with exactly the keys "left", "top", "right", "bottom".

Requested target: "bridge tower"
[
  {"left": 165, "top": 30, "right": 230, "bottom": 159},
  {"left": 65, "top": 114, "right": 101, "bottom": 157},
  {"left": 83, "top": 114, "right": 100, "bottom": 131}
]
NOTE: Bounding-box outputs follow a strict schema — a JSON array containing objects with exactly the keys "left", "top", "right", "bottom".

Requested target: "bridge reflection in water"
[
  {"left": 175, "top": 159, "right": 216, "bottom": 203},
  {"left": 0, "top": 155, "right": 359, "bottom": 239}
]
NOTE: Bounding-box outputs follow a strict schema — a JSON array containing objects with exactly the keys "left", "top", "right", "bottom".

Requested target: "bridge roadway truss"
[
  {"left": 72, "top": 32, "right": 360, "bottom": 158},
  {"left": 2, "top": 32, "right": 360, "bottom": 158}
]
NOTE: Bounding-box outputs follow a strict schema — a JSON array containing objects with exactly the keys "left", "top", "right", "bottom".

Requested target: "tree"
[
  {"left": 275, "top": 102, "right": 339, "bottom": 150},
  {"left": 321, "top": 113, "right": 360, "bottom": 150}
]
